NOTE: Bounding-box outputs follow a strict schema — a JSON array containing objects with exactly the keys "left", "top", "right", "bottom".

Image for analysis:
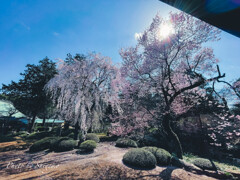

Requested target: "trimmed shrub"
[
  {"left": 193, "top": 158, "right": 218, "bottom": 171},
  {"left": 116, "top": 138, "right": 138, "bottom": 148},
  {"left": 29, "top": 137, "right": 58, "bottom": 152},
  {"left": 19, "top": 133, "right": 29, "bottom": 139},
  {"left": 123, "top": 149, "right": 156, "bottom": 169},
  {"left": 49, "top": 137, "right": 72, "bottom": 151},
  {"left": 68, "top": 132, "right": 74, "bottom": 139},
  {"left": 13, "top": 131, "right": 28, "bottom": 136},
  {"left": 96, "top": 133, "right": 118, "bottom": 142},
  {"left": 86, "top": 133, "right": 100, "bottom": 143},
  {"left": 56, "top": 139, "right": 77, "bottom": 152},
  {"left": 142, "top": 147, "right": 171, "bottom": 166},
  {"left": 49, "top": 138, "right": 61, "bottom": 151},
  {"left": 26, "top": 131, "right": 53, "bottom": 140},
  {"left": 80, "top": 140, "right": 97, "bottom": 151}
]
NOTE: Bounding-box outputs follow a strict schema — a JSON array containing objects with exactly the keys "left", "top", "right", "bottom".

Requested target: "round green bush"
[
  {"left": 193, "top": 158, "right": 218, "bottom": 171},
  {"left": 29, "top": 137, "right": 58, "bottom": 152},
  {"left": 123, "top": 149, "right": 156, "bottom": 169},
  {"left": 86, "top": 133, "right": 100, "bottom": 143},
  {"left": 142, "top": 147, "right": 171, "bottom": 166},
  {"left": 49, "top": 137, "right": 73, "bottom": 152},
  {"left": 56, "top": 139, "right": 77, "bottom": 152},
  {"left": 80, "top": 140, "right": 97, "bottom": 151},
  {"left": 116, "top": 138, "right": 138, "bottom": 148}
]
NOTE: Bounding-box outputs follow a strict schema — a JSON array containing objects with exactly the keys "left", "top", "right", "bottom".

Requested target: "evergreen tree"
[{"left": 1, "top": 57, "right": 57, "bottom": 132}]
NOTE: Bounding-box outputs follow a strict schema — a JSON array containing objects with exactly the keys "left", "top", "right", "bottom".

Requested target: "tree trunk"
[
  {"left": 1, "top": 123, "right": 4, "bottom": 135},
  {"left": 81, "top": 129, "right": 87, "bottom": 142},
  {"left": 162, "top": 113, "right": 183, "bottom": 159},
  {"left": 198, "top": 114, "right": 208, "bottom": 156},
  {"left": 51, "top": 118, "right": 56, "bottom": 131},
  {"left": 2, "top": 118, "right": 6, "bottom": 135},
  {"left": 28, "top": 115, "right": 36, "bottom": 133},
  {"left": 42, "top": 116, "right": 46, "bottom": 127},
  {"left": 74, "top": 122, "right": 80, "bottom": 140},
  {"left": 87, "top": 127, "right": 92, "bottom": 133},
  {"left": 198, "top": 115, "right": 218, "bottom": 172}
]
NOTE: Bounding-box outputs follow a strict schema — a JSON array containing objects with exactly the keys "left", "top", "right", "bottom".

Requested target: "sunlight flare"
[{"left": 157, "top": 22, "right": 175, "bottom": 40}]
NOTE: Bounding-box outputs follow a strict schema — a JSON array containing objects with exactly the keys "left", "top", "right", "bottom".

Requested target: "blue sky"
[{"left": 0, "top": 0, "right": 240, "bottom": 86}]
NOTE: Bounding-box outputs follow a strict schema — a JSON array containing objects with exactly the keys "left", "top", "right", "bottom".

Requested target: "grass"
[
  {"left": 183, "top": 153, "right": 240, "bottom": 173},
  {"left": 94, "top": 133, "right": 117, "bottom": 142}
]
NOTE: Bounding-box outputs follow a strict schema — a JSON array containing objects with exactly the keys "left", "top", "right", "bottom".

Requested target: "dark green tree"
[{"left": 1, "top": 57, "right": 57, "bottom": 132}]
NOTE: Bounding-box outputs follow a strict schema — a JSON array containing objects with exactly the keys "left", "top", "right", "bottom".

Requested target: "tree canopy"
[{"left": 1, "top": 57, "right": 57, "bottom": 132}]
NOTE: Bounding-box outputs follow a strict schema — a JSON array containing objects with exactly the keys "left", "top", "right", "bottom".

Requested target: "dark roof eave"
[{"left": 159, "top": 0, "right": 240, "bottom": 38}]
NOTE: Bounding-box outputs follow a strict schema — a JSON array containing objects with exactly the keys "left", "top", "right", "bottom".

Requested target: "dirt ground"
[{"left": 0, "top": 142, "right": 217, "bottom": 180}]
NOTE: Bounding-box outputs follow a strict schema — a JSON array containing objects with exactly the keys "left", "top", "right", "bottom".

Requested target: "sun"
[{"left": 157, "top": 22, "right": 175, "bottom": 40}]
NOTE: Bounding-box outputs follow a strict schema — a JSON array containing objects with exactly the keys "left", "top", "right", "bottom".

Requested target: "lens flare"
[{"left": 157, "top": 23, "right": 175, "bottom": 40}]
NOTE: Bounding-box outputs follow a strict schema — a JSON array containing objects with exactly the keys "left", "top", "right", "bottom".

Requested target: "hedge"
[
  {"left": 56, "top": 139, "right": 77, "bottom": 152},
  {"left": 49, "top": 137, "right": 73, "bottom": 152},
  {"left": 116, "top": 138, "right": 138, "bottom": 148},
  {"left": 29, "top": 137, "right": 58, "bottom": 152},
  {"left": 79, "top": 140, "right": 97, "bottom": 151}
]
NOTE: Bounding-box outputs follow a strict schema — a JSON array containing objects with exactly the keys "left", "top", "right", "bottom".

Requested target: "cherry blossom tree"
[
  {"left": 119, "top": 12, "right": 225, "bottom": 158},
  {"left": 46, "top": 53, "right": 122, "bottom": 141},
  {"left": 189, "top": 88, "right": 239, "bottom": 150},
  {"left": 233, "top": 79, "right": 240, "bottom": 96},
  {"left": 218, "top": 78, "right": 240, "bottom": 100},
  {"left": 208, "top": 79, "right": 240, "bottom": 150},
  {"left": 110, "top": 94, "right": 158, "bottom": 137}
]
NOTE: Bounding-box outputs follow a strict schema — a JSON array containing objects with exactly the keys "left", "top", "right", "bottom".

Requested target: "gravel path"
[{"left": 0, "top": 142, "right": 216, "bottom": 180}]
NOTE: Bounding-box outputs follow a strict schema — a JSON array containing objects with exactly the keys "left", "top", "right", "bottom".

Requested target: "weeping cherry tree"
[{"left": 46, "top": 53, "right": 122, "bottom": 141}]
